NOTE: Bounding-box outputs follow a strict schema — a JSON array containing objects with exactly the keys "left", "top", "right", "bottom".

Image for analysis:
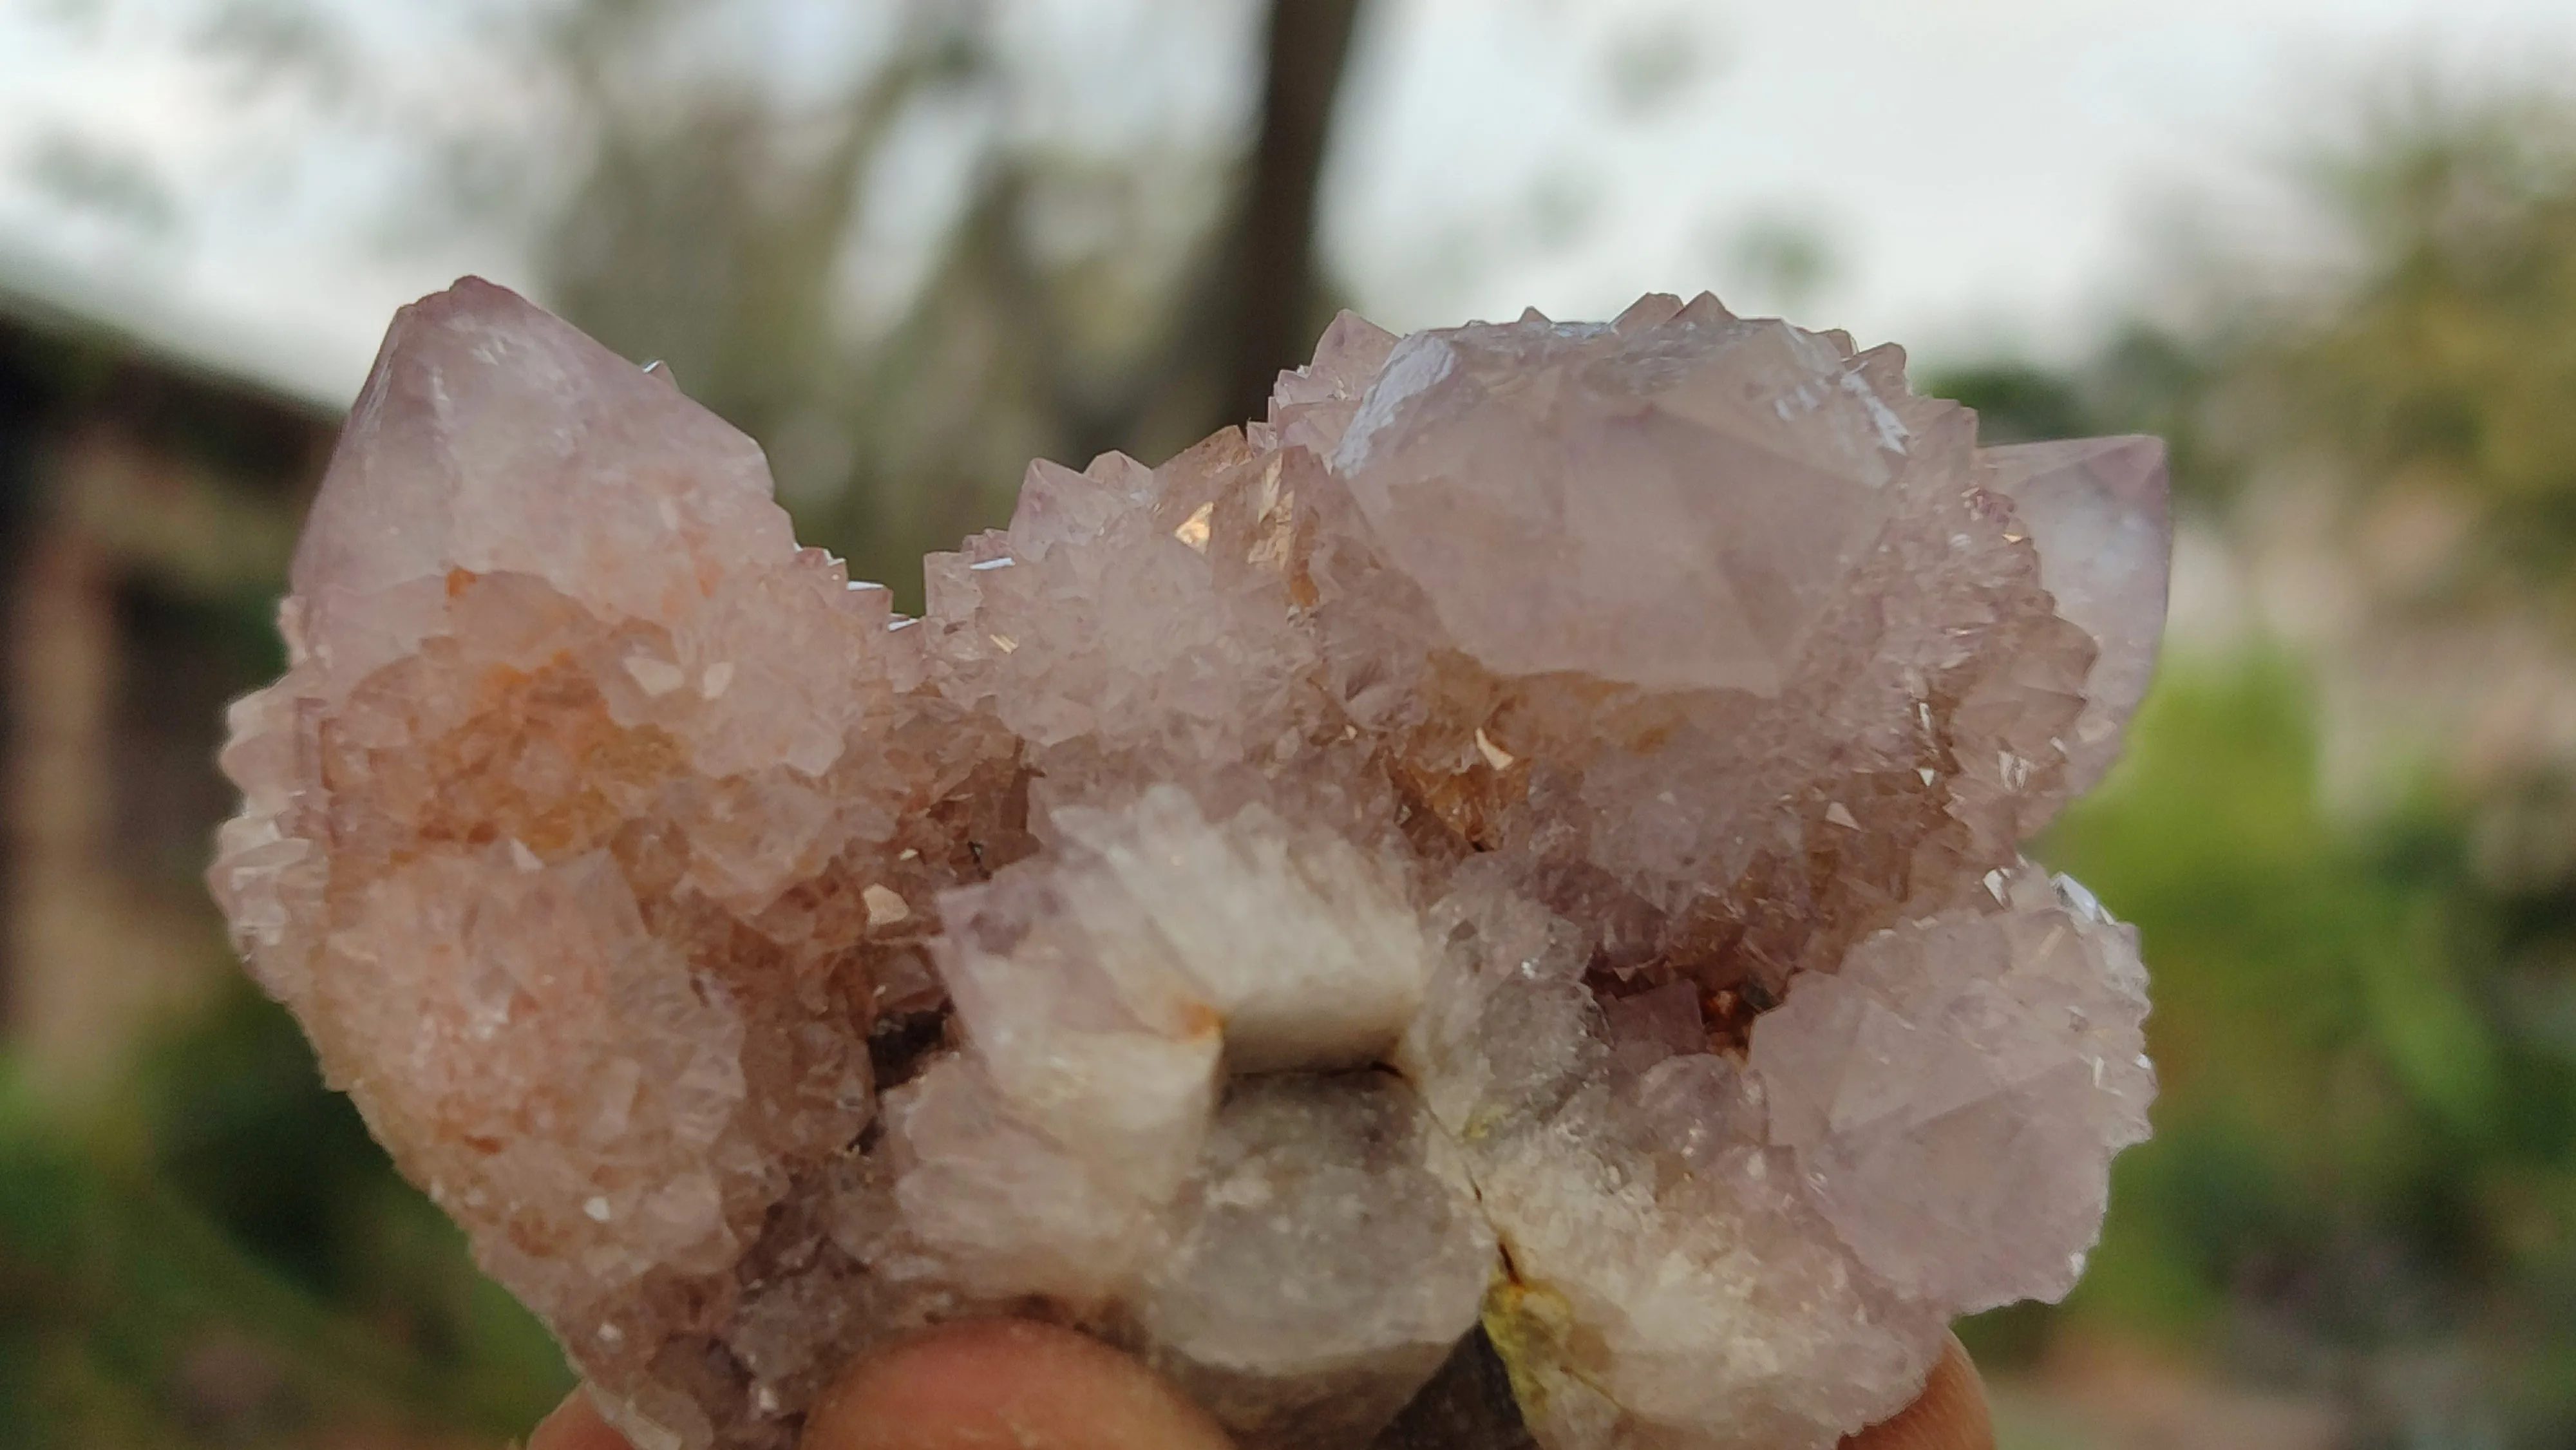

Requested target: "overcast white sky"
[{"left": 3, "top": 0, "right": 2574, "bottom": 407}]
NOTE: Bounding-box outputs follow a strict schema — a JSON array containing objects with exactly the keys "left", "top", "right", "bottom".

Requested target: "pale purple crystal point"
[
  {"left": 213, "top": 280, "right": 2167, "bottom": 1450},
  {"left": 1982, "top": 435, "right": 2172, "bottom": 791},
  {"left": 1327, "top": 305, "right": 1900, "bottom": 695},
  {"left": 291, "top": 278, "right": 797, "bottom": 648},
  {"left": 1750, "top": 865, "right": 2155, "bottom": 1312}
]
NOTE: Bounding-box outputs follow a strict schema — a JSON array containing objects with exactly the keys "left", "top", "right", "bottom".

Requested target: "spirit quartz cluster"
[{"left": 210, "top": 279, "right": 2166, "bottom": 1450}]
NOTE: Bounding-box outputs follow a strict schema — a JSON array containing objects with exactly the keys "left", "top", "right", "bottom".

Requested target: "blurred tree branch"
[{"left": 1222, "top": 0, "right": 1365, "bottom": 425}]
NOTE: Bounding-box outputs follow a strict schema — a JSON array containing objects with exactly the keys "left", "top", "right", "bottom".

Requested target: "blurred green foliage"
[
  {"left": 2278, "top": 92, "right": 2576, "bottom": 619},
  {"left": 1971, "top": 656, "right": 2576, "bottom": 1440},
  {"left": 0, "top": 983, "right": 571, "bottom": 1447}
]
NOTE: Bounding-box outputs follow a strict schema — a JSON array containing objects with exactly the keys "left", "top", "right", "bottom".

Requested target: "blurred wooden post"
[
  {"left": 1222, "top": 0, "right": 1367, "bottom": 426},
  {"left": 4, "top": 424, "right": 303, "bottom": 1098},
  {"left": 8, "top": 444, "right": 126, "bottom": 1091}
]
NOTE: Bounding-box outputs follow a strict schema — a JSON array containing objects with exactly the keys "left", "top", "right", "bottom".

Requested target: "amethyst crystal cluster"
[{"left": 213, "top": 281, "right": 2164, "bottom": 1450}]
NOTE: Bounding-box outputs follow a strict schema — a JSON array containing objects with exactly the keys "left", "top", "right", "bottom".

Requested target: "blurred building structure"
[{"left": 0, "top": 268, "right": 327, "bottom": 1097}]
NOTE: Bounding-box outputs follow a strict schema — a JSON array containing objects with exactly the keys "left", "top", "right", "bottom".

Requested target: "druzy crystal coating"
[{"left": 209, "top": 281, "right": 2165, "bottom": 1450}]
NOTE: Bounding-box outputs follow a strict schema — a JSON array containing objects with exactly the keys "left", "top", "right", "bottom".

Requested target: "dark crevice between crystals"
[
  {"left": 864, "top": 1006, "right": 954, "bottom": 1096},
  {"left": 1368, "top": 1326, "right": 1537, "bottom": 1450}
]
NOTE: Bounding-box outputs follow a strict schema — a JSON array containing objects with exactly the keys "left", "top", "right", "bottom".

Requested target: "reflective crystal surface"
[{"left": 213, "top": 280, "right": 2166, "bottom": 1450}]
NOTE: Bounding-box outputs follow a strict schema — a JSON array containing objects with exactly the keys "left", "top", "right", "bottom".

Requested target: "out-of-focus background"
[{"left": 1, "top": 0, "right": 2574, "bottom": 1445}]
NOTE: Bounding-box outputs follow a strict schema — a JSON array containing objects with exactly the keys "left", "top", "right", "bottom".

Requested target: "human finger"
[
  {"left": 1841, "top": 1334, "right": 1993, "bottom": 1450},
  {"left": 801, "top": 1317, "right": 1235, "bottom": 1450},
  {"left": 533, "top": 1321, "right": 1980, "bottom": 1450},
  {"left": 529, "top": 1388, "right": 631, "bottom": 1450}
]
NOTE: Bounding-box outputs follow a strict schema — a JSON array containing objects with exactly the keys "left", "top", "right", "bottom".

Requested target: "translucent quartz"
[{"left": 211, "top": 280, "right": 2164, "bottom": 1450}]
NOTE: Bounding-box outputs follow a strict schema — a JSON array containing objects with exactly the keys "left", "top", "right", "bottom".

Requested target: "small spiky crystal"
[{"left": 212, "top": 280, "right": 2164, "bottom": 1450}]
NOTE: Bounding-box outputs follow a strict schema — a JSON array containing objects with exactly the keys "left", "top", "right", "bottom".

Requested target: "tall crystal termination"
[{"left": 210, "top": 280, "right": 2164, "bottom": 1450}]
